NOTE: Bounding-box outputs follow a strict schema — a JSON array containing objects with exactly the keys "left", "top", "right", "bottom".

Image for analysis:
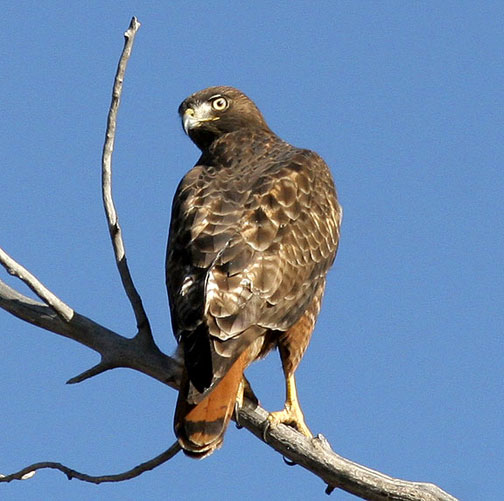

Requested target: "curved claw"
[
  {"left": 234, "top": 405, "right": 243, "bottom": 429},
  {"left": 282, "top": 456, "right": 297, "bottom": 466},
  {"left": 267, "top": 407, "right": 313, "bottom": 438},
  {"left": 262, "top": 417, "right": 272, "bottom": 442}
]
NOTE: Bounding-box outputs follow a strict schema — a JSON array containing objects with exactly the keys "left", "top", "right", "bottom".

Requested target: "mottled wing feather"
[
  {"left": 166, "top": 130, "right": 341, "bottom": 395},
  {"left": 207, "top": 148, "right": 341, "bottom": 337}
]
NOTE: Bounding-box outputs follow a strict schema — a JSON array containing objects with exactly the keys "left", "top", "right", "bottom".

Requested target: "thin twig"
[
  {"left": 101, "top": 17, "right": 152, "bottom": 341},
  {"left": 0, "top": 246, "right": 73, "bottom": 322},
  {"left": 0, "top": 442, "right": 181, "bottom": 484},
  {"left": 66, "top": 360, "right": 113, "bottom": 384}
]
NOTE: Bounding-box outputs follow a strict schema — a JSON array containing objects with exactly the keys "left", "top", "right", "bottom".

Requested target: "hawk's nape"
[{"left": 166, "top": 86, "right": 342, "bottom": 458}]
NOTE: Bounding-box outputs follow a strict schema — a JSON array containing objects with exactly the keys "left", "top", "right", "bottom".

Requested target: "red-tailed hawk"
[{"left": 166, "top": 86, "right": 341, "bottom": 458}]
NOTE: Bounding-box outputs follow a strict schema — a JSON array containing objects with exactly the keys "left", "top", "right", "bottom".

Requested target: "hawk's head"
[{"left": 179, "top": 86, "right": 270, "bottom": 150}]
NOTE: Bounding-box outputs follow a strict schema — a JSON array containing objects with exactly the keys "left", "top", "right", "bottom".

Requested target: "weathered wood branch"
[
  {"left": 0, "top": 276, "right": 181, "bottom": 388},
  {"left": 101, "top": 17, "right": 153, "bottom": 345},
  {"left": 0, "top": 16, "right": 458, "bottom": 501},
  {"left": 0, "top": 442, "right": 181, "bottom": 485},
  {"left": 0, "top": 246, "right": 73, "bottom": 322},
  {"left": 240, "top": 405, "right": 458, "bottom": 501}
]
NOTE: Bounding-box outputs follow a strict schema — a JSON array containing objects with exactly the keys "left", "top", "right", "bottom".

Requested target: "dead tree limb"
[
  {"left": 0, "top": 276, "right": 181, "bottom": 388},
  {"left": 240, "top": 404, "right": 458, "bottom": 501},
  {"left": 101, "top": 17, "right": 154, "bottom": 347},
  {"left": 0, "top": 16, "right": 459, "bottom": 501},
  {"left": 0, "top": 442, "right": 181, "bottom": 485},
  {"left": 0, "top": 246, "right": 73, "bottom": 322}
]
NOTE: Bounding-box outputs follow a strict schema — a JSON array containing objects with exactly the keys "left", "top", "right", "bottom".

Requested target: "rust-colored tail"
[{"left": 174, "top": 349, "right": 248, "bottom": 459}]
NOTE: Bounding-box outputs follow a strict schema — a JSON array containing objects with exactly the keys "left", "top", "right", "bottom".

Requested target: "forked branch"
[{"left": 0, "top": 17, "right": 459, "bottom": 501}]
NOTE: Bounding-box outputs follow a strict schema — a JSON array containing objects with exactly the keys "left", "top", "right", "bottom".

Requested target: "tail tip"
[{"left": 178, "top": 436, "right": 224, "bottom": 459}]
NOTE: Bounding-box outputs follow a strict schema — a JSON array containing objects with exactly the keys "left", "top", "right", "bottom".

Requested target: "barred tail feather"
[{"left": 174, "top": 349, "right": 248, "bottom": 459}]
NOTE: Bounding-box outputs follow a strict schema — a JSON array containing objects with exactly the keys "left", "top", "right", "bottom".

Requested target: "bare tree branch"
[
  {"left": 0, "top": 17, "right": 459, "bottom": 501},
  {"left": 240, "top": 404, "right": 458, "bottom": 501},
  {"left": 0, "top": 442, "right": 181, "bottom": 484},
  {"left": 101, "top": 16, "right": 153, "bottom": 344},
  {"left": 0, "top": 277, "right": 181, "bottom": 388},
  {"left": 0, "top": 246, "right": 73, "bottom": 322}
]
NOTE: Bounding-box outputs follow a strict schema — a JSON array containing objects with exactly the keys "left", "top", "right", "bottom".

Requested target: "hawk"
[{"left": 166, "top": 86, "right": 342, "bottom": 458}]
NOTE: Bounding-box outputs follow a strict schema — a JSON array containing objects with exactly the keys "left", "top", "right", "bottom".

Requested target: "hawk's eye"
[{"left": 211, "top": 96, "right": 228, "bottom": 111}]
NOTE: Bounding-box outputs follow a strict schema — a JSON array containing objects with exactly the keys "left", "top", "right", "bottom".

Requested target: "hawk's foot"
[
  {"left": 266, "top": 373, "right": 313, "bottom": 438},
  {"left": 267, "top": 403, "right": 313, "bottom": 438}
]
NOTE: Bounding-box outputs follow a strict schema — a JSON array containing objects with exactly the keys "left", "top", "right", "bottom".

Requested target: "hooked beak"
[
  {"left": 181, "top": 102, "right": 219, "bottom": 135},
  {"left": 182, "top": 108, "right": 196, "bottom": 135}
]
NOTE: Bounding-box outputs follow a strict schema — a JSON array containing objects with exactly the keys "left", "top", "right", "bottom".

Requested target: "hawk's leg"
[
  {"left": 234, "top": 375, "right": 258, "bottom": 428},
  {"left": 266, "top": 287, "right": 324, "bottom": 438},
  {"left": 267, "top": 372, "right": 313, "bottom": 438}
]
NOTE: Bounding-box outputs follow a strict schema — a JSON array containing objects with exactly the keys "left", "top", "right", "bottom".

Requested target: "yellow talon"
[{"left": 267, "top": 374, "right": 313, "bottom": 438}]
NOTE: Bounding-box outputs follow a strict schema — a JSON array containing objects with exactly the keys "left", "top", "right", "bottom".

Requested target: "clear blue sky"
[{"left": 2, "top": 3, "right": 503, "bottom": 500}]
